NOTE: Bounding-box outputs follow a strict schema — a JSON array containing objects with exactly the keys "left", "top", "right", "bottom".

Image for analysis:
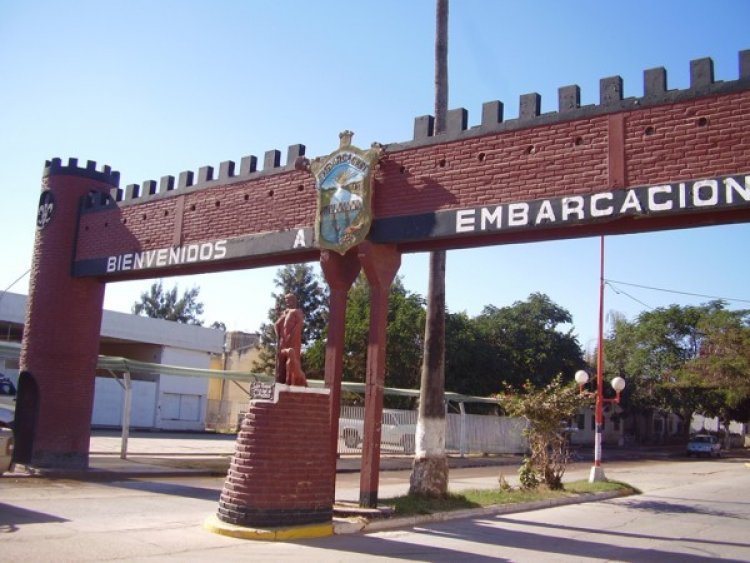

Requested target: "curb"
[
  {"left": 333, "top": 490, "right": 630, "bottom": 535},
  {"left": 203, "top": 514, "right": 333, "bottom": 541},
  {"left": 4, "top": 466, "right": 226, "bottom": 481}
]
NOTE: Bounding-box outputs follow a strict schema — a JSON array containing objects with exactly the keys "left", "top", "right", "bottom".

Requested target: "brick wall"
[
  {"left": 217, "top": 387, "right": 333, "bottom": 528},
  {"left": 72, "top": 52, "right": 750, "bottom": 277},
  {"left": 20, "top": 162, "right": 118, "bottom": 468}
]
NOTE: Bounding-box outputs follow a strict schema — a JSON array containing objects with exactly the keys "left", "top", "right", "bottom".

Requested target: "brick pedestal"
[{"left": 217, "top": 385, "right": 333, "bottom": 528}]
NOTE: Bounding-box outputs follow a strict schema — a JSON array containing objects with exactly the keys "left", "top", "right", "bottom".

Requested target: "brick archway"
[{"left": 20, "top": 52, "right": 750, "bottom": 489}]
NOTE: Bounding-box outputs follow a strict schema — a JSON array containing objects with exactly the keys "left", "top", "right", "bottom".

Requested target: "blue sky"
[{"left": 1, "top": 0, "right": 749, "bottom": 353}]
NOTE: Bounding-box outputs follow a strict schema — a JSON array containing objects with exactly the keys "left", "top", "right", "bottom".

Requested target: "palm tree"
[{"left": 409, "top": 0, "right": 449, "bottom": 497}]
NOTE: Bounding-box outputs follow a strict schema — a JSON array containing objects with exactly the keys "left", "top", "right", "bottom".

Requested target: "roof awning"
[{"left": 0, "top": 340, "right": 499, "bottom": 405}]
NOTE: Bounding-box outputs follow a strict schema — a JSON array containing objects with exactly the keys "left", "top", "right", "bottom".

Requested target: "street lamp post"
[{"left": 575, "top": 369, "right": 626, "bottom": 482}]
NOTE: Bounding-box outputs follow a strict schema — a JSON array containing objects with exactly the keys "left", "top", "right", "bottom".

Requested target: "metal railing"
[{"left": 209, "top": 400, "right": 528, "bottom": 456}]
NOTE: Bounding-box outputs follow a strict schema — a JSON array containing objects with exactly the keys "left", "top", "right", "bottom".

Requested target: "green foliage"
[
  {"left": 501, "top": 375, "right": 586, "bottom": 490},
  {"left": 381, "top": 480, "right": 636, "bottom": 516},
  {"left": 384, "top": 492, "right": 481, "bottom": 515},
  {"left": 254, "top": 264, "right": 329, "bottom": 374},
  {"left": 447, "top": 293, "right": 584, "bottom": 396},
  {"left": 132, "top": 281, "right": 205, "bottom": 325},
  {"left": 303, "top": 274, "right": 425, "bottom": 403},
  {"left": 268, "top": 265, "right": 584, "bottom": 403},
  {"left": 678, "top": 308, "right": 750, "bottom": 426},
  {"left": 518, "top": 457, "right": 539, "bottom": 490},
  {"left": 299, "top": 282, "right": 583, "bottom": 402},
  {"left": 604, "top": 301, "right": 750, "bottom": 432}
]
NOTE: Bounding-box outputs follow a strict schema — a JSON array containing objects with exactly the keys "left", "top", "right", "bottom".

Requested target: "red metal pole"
[{"left": 592, "top": 235, "right": 606, "bottom": 480}]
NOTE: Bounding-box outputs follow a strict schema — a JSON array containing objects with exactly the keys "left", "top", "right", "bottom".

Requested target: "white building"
[{"left": 0, "top": 291, "right": 224, "bottom": 431}]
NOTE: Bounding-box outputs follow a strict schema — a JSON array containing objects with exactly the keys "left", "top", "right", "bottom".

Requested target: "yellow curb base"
[{"left": 203, "top": 513, "right": 333, "bottom": 541}]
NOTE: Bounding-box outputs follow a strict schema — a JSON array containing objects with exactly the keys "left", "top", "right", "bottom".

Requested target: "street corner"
[{"left": 203, "top": 513, "right": 334, "bottom": 541}]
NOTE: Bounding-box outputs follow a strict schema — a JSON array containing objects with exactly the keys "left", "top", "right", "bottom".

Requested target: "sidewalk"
[
  {"left": 6, "top": 429, "right": 716, "bottom": 480},
  {"left": 6, "top": 430, "right": 524, "bottom": 480}
]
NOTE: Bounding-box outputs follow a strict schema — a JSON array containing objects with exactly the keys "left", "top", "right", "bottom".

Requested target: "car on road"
[
  {"left": 0, "top": 375, "right": 16, "bottom": 396},
  {"left": 686, "top": 434, "right": 721, "bottom": 458},
  {"left": 0, "top": 405, "right": 14, "bottom": 473}
]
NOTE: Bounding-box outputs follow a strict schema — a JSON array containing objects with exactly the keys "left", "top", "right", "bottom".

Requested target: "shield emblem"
[{"left": 310, "top": 131, "right": 382, "bottom": 254}]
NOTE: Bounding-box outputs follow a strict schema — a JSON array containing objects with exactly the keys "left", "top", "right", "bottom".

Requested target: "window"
[
  {"left": 161, "top": 393, "right": 201, "bottom": 421},
  {"left": 576, "top": 413, "right": 585, "bottom": 430}
]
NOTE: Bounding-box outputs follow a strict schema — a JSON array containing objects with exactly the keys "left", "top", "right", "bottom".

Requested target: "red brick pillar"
[
  {"left": 319, "top": 249, "right": 361, "bottom": 497},
  {"left": 18, "top": 158, "right": 119, "bottom": 469},
  {"left": 217, "top": 386, "right": 333, "bottom": 528},
  {"left": 357, "top": 242, "right": 401, "bottom": 507}
]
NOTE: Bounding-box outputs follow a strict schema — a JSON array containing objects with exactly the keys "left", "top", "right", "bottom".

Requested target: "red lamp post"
[
  {"left": 575, "top": 369, "right": 626, "bottom": 482},
  {"left": 575, "top": 236, "right": 626, "bottom": 482}
]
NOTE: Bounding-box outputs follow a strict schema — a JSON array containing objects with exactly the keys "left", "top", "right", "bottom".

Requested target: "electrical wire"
[
  {"left": 0, "top": 268, "right": 31, "bottom": 305},
  {"left": 605, "top": 278, "right": 750, "bottom": 305},
  {"left": 605, "top": 281, "right": 653, "bottom": 310}
]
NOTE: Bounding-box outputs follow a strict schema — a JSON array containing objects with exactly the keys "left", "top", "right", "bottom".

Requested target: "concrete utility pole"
[{"left": 410, "top": 0, "right": 449, "bottom": 497}]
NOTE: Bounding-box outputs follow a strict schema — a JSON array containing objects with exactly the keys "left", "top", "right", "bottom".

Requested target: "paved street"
[{"left": 2, "top": 452, "right": 749, "bottom": 561}]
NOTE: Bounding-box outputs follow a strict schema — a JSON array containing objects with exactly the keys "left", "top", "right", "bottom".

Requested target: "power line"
[
  {"left": 604, "top": 278, "right": 750, "bottom": 305},
  {"left": 0, "top": 268, "right": 31, "bottom": 305},
  {"left": 605, "top": 282, "right": 653, "bottom": 310}
]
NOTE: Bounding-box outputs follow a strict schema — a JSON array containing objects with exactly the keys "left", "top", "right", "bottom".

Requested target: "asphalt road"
[{"left": 1, "top": 456, "right": 749, "bottom": 561}]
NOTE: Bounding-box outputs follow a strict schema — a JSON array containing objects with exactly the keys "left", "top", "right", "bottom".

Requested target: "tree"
[
  {"left": 472, "top": 293, "right": 584, "bottom": 391},
  {"left": 444, "top": 311, "right": 498, "bottom": 397},
  {"left": 253, "top": 264, "right": 329, "bottom": 375},
  {"left": 501, "top": 375, "right": 586, "bottom": 490},
  {"left": 303, "top": 274, "right": 425, "bottom": 399},
  {"left": 679, "top": 307, "right": 750, "bottom": 434},
  {"left": 132, "top": 281, "right": 205, "bottom": 325},
  {"left": 604, "top": 301, "right": 750, "bottom": 440},
  {"left": 605, "top": 304, "right": 712, "bottom": 439},
  {"left": 411, "top": 0, "right": 450, "bottom": 499}
]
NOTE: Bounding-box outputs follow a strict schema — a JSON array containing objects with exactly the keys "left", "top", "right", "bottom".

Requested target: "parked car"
[
  {"left": 339, "top": 411, "right": 416, "bottom": 453},
  {"left": 0, "top": 405, "right": 14, "bottom": 473},
  {"left": 686, "top": 434, "right": 721, "bottom": 458},
  {"left": 0, "top": 375, "right": 16, "bottom": 397}
]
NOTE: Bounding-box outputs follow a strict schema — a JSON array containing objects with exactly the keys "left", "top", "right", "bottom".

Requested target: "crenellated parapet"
[
  {"left": 67, "top": 47, "right": 750, "bottom": 278},
  {"left": 86, "top": 144, "right": 308, "bottom": 211},
  {"left": 400, "top": 50, "right": 750, "bottom": 148},
  {"left": 74, "top": 50, "right": 749, "bottom": 215},
  {"left": 44, "top": 157, "right": 121, "bottom": 187}
]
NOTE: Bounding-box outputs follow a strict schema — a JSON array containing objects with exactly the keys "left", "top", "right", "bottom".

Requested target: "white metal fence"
[
  {"left": 446, "top": 412, "right": 528, "bottom": 455},
  {"left": 209, "top": 400, "right": 527, "bottom": 456}
]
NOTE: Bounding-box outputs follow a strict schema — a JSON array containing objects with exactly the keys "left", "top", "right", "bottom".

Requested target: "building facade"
[{"left": 0, "top": 291, "right": 224, "bottom": 431}]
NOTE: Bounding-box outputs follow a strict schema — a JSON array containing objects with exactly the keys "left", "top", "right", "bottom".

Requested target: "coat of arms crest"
[{"left": 306, "top": 131, "right": 382, "bottom": 254}]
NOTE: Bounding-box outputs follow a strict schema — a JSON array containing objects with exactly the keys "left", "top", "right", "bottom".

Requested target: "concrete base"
[
  {"left": 409, "top": 455, "right": 449, "bottom": 496},
  {"left": 204, "top": 514, "right": 333, "bottom": 541},
  {"left": 589, "top": 465, "right": 607, "bottom": 482}
]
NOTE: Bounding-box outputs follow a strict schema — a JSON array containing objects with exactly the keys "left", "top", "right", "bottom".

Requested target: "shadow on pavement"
[
  {"left": 294, "top": 516, "right": 749, "bottom": 562},
  {"left": 0, "top": 503, "right": 68, "bottom": 533},
  {"left": 492, "top": 514, "right": 750, "bottom": 551},
  {"left": 99, "top": 479, "right": 221, "bottom": 502}
]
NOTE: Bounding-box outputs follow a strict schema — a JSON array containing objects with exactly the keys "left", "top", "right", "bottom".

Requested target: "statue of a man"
[{"left": 274, "top": 293, "right": 307, "bottom": 387}]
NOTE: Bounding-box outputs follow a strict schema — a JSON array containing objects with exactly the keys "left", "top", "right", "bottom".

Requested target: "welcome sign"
[{"left": 370, "top": 174, "right": 750, "bottom": 243}]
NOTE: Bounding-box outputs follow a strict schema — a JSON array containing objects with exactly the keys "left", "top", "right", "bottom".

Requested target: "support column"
[
  {"left": 357, "top": 242, "right": 401, "bottom": 508},
  {"left": 18, "top": 158, "right": 119, "bottom": 469},
  {"left": 319, "top": 249, "right": 361, "bottom": 501}
]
